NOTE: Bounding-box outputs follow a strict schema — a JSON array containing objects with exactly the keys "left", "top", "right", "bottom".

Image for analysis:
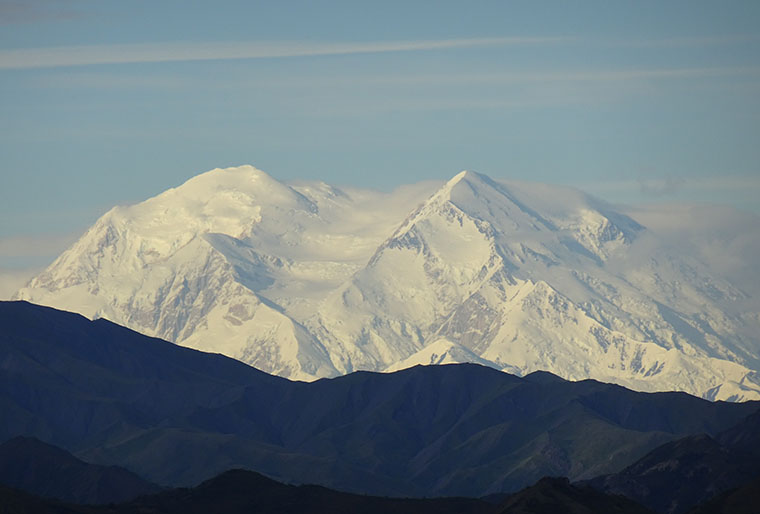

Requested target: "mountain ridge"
[
  {"left": 2, "top": 300, "right": 758, "bottom": 497},
  {"left": 14, "top": 165, "right": 760, "bottom": 399}
]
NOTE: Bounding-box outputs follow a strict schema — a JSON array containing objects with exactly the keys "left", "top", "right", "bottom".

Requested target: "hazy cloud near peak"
[
  {"left": 581, "top": 174, "right": 760, "bottom": 210},
  {"left": 622, "top": 203, "right": 760, "bottom": 306},
  {"left": 0, "top": 268, "right": 39, "bottom": 300},
  {"left": 0, "top": 232, "right": 78, "bottom": 299},
  {"left": 638, "top": 176, "right": 687, "bottom": 197}
]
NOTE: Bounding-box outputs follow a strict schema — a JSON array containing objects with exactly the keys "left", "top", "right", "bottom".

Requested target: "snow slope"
[{"left": 15, "top": 166, "right": 760, "bottom": 399}]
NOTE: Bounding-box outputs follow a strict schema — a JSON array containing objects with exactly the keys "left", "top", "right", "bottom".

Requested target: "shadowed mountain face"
[
  {"left": 686, "top": 476, "right": 760, "bottom": 514},
  {"left": 586, "top": 409, "right": 760, "bottom": 513},
  {"left": 1, "top": 301, "right": 758, "bottom": 498},
  {"left": 0, "top": 437, "right": 161, "bottom": 505}
]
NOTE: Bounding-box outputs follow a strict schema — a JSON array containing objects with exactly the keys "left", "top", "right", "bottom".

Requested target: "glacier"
[{"left": 14, "top": 165, "right": 760, "bottom": 400}]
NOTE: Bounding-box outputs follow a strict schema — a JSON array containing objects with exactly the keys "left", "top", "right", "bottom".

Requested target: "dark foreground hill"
[
  {"left": 498, "top": 477, "right": 653, "bottom": 514},
  {"left": 0, "top": 437, "right": 160, "bottom": 504},
  {"left": 0, "top": 445, "right": 655, "bottom": 514},
  {"left": 102, "top": 468, "right": 491, "bottom": 514},
  {"left": 1, "top": 300, "right": 758, "bottom": 498},
  {"left": 586, "top": 409, "right": 760, "bottom": 513},
  {"left": 0, "top": 466, "right": 658, "bottom": 514},
  {"left": 686, "top": 476, "right": 760, "bottom": 514}
]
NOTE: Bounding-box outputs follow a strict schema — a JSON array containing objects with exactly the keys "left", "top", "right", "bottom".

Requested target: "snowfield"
[{"left": 15, "top": 165, "right": 760, "bottom": 400}]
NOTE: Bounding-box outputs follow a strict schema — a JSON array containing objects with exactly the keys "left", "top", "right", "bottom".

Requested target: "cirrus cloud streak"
[{"left": 0, "top": 37, "right": 566, "bottom": 70}]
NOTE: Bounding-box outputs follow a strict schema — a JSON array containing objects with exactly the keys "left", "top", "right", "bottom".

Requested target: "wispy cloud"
[
  {"left": 37, "top": 66, "right": 760, "bottom": 100},
  {"left": 0, "top": 37, "right": 566, "bottom": 70}
]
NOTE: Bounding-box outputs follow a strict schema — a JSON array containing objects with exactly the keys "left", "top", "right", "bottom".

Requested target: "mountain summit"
[{"left": 15, "top": 165, "right": 760, "bottom": 399}]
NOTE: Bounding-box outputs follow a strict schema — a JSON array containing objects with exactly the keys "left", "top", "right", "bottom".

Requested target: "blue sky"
[{"left": 1, "top": 0, "right": 759, "bottom": 278}]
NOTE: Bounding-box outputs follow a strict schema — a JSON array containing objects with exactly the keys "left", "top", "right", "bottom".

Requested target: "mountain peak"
[
  {"left": 447, "top": 169, "right": 473, "bottom": 185},
  {"left": 157, "top": 164, "right": 299, "bottom": 203},
  {"left": 425, "top": 169, "right": 509, "bottom": 215},
  {"left": 206, "top": 164, "right": 279, "bottom": 185},
  {"left": 111, "top": 164, "right": 318, "bottom": 241},
  {"left": 443, "top": 169, "right": 493, "bottom": 191},
  {"left": 422, "top": 169, "right": 556, "bottom": 233}
]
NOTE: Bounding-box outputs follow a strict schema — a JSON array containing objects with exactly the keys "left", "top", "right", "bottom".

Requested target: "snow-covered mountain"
[{"left": 15, "top": 166, "right": 760, "bottom": 400}]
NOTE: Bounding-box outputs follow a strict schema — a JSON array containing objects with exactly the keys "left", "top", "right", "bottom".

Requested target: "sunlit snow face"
[{"left": 12, "top": 165, "right": 760, "bottom": 401}]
